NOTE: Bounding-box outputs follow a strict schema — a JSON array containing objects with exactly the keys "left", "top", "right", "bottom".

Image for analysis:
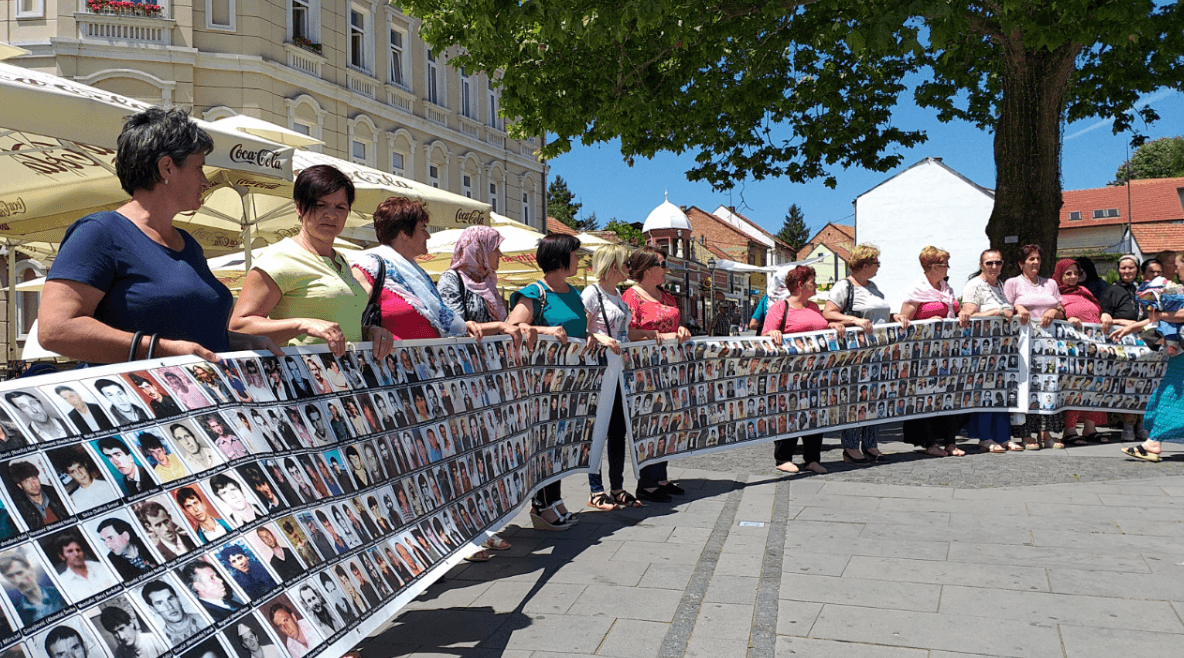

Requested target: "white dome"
[{"left": 643, "top": 196, "right": 692, "bottom": 233}]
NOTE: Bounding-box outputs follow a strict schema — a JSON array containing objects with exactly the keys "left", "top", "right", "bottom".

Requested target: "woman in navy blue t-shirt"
[{"left": 39, "top": 107, "right": 279, "bottom": 364}]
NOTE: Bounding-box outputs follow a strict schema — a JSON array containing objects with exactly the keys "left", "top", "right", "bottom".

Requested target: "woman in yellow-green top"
[{"left": 231, "top": 165, "right": 394, "bottom": 359}]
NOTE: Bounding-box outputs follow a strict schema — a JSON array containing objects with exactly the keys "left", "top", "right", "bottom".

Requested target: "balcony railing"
[
  {"left": 284, "top": 42, "right": 325, "bottom": 79},
  {"left": 425, "top": 102, "right": 449, "bottom": 127},
  {"left": 76, "top": 11, "right": 173, "bottom": 46},
  {"left": 346, "top": 68, "right": 378, "bottom": 100}
]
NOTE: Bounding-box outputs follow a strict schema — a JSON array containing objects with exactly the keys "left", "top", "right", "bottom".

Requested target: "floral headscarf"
[{"left": 448, "top": 226, "right": 507, "bottom": 321}]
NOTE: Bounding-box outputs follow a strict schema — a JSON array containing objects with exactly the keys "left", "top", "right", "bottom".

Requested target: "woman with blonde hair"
[
  {"left": 583, "top": 244, "right": 651, "bottom": 509},
  {"left": 899, "top": 246, "right": 964, "bottom": 457},
  {"left": 823, "top": 243, "right": 904, "bottom": 463}
]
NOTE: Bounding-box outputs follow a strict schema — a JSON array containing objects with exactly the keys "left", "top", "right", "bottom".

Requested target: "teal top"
[{"left": 510, "top": 281, "right": 588, "bottom": 339}]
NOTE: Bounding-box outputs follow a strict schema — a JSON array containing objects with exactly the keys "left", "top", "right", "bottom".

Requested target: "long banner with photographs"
[
  {"left": 620, "top": 318, "right": 1165, "bottom": 469},
  {"left": 0, "top": 335, "right": 613, "bottom": 658}
]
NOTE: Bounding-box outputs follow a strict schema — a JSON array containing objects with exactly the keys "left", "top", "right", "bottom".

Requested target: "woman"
[
  {"left": 438, "top": 225, "right": 529, "bottom": 340},
  {"left": 583, "top": 244, "right": 649, "bottom": 509},
  {"left": 762, "top": 266, "right": 842, "bottom": 474},
  {"left": 506, "top": 234, "right": 586, "bottom": 530},
  {"left": 823, "top": 244, "right": 902, "bottom": 463},
  {"left": 623, "top": 246, "right": 690, "bottom": 503},
  {"left": 230, "top": 165, "right": 394, "bottom": 358},
  {"left": 1055, "top": 258, "right": 1112, "bottom": 444},
  {"left": 1122, "top": 323, "right": 1184, "bottom": 462},
  {"left": 39, "top": 107, "right": 278, "bottom": 363},
  {"left": 1075, "top": 257, "right": 1109, "bottom": 299},
  {"left": 1004, "top": 243, "right": 1069, "bottom": 449},
  {"left": 350, "top": 197, "right": 480, "bottom": 343},
  {"left": 958, "top": 249, "right": 1021, "bottom": 452},
  {"left": 1103, "top": 255, "right": 1158, "bottom": 442},
  {"left": 899, "top": 246, "right": 965, "bottom": 458}
]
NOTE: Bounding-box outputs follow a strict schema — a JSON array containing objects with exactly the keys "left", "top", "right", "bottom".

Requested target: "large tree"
[
  {"left": 405, "top": 1, "right": 1184, "bottom": 272},
  {"left": 1113, "top": 136, "right": 1184, "bottom": 182},
  {"left": 777, "top": 204, "right": 810, "bottom": 253},
  {"left": 547, "top": 175, "right": 582, "bottom": 230}
]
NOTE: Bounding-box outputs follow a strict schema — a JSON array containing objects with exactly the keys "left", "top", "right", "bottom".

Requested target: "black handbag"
[{"left": 361, "top": 255, "right": 386, "bottom": 328}]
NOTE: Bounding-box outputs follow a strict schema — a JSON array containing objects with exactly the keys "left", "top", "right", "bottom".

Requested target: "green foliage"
[
  {"left": 578, "top": 211, "right": 601, "bottom": 232},
  {"left": 547, "top": 175, "right": 581, "bottom": 229},
  {"left": 604, "top": 219, "right": 643, "bottom": 244},
  {"left": 776, "top": 204, "right": 810, "bottom": 252},
  {"left": 1113, "top": 136, "right": 1184, "bottom": 182}
]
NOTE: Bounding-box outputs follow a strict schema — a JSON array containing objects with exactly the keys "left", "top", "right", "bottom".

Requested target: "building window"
[
  {"left": 489, "top": 182, "right": 498, "bottom": 214},
  {"left": 429, "top": 165, "right": 440, "bottom": 188},
  {"left": 207, "top": 0, "right": 235, "bottom": 30},
  {"left": 16, "top": 0, "right": 45, "bottom": 18},
  {"left": 426, "top": 49, "right": 441, "bottom": 105},
  {"left": 487, "top": 87, "right": 501, "bottom": 129},
  {"left": 290, "top": 0, "right": 317, "bottom": 42},
  {"left": 1068, "top": 211, "right": 1082, "bottom": 221},
  {"left": 522, "top": 192, "right": 530, "bottom": 224},
  {"left": 351, "top": 139, "right": 367, "bottom": 164},
  {"left": 391, "top": 151, "right": 405, "bottom": 176},
  {"left": 292, "top": 121, "right": 313, "bottom": 136},
  {"left": 14, "top": 260, "right": 45, "bottom": 340},
  {"left": 388, "top": 27, "right": 406, "bottom": 87},
  {"left": 349, "top": 8, "right": 367, "bottom": 70},
  {"left": 463, "top": 175, "right": 473, "bottom": 198},
  {"left": 460, "top": 69, "right": 474, "bottom": 119}
]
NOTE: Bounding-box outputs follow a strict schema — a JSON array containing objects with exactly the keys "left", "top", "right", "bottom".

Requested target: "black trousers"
[{"left": 774, "top": 433, "right": 823, "bottom": 465}]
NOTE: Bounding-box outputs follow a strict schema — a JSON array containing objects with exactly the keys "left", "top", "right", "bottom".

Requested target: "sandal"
[
  {"left": 1122, "top": 445, "right": 1161, "bottom": 462},
  {"left": 1045, "top": 439, "right": 1065, "bottom": 449},
  {"left": 1080, "top": 432, "right": 1103, "bottom": 445},
  {"left": 982, "top": 442, "right": 1006, "bottom": 454},
  {"left": 924, "top": 446, "right": 948, "bottom": 457},
  {"left": 588, "top": 493, "right": 618, "bottom": 511},
  {"left": 946, "top": 445, "right": 966, "bottom": 457},
  {"left": 1006, "top": 442, "right": 1025, "bottom": 451},
  {"left": 482, "top": 537, "right": 511, "bottom": 551},
  {"left": 464, "top": 550, "right": 493, "bottom": 562},
  {"left": 612, "top": 490, "right": 644, "bottom": 508},
  {"left": 1024, "top": 441, "right": 1041, "bottom": 450}
]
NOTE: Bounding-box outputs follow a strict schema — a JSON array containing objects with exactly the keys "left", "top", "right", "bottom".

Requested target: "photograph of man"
[
  {"left": 40, "top": 530, "right": 118, "bottom": 602},
  {"left": 197, "top": 414, "right": 249, "bottom": 461},
  {"left": 293, "top": 580, "right": 340, "bottom": 637},
  {"left": 248, "top": 525, "right": 303, "bottom": 583},
  {"left": 347, "top": 560, "right": 379, "bottom": 607},
  {"left": 166, "top": 422, "right": 222, "bottom": 474},
  {"left": 94, "top": 437, "right": 156, "bottom": 497},
  {"left": 37, "top": 619, "right": 105, "bottom": 658},
  {"left": 206, "top": 473, "right": 264, "bottom": 528},
  {"left": 317, "top": 572, "right": 356, "bottom": 627},
  {"left": 92, "top": 598, "right": 170, "bottom": 658},
  {"left": 281, "top": 459, "right": 314, "bottom": 504},
  {"left": 137, "top": 576, "right": 208, "bottom": 645},
  {"left": 236, "top": 464, "right": 287, "bottom": 515},
  {"left": 265, "top": 597, "right": 322, "bottom": 658},
  {"left": 225, "top": 615, "right": 286, "bottom": 658},
  {"left": 133, "top": 498, "right": 198, "bottom": 561},
  {"left": 343, "top": 446, "right": 368, "bottom": 488},
  {"left": 134, "top": 431, "right": 189, "bottom": 483},
  {"left": 3, "top": 390, "right": 72, "bottom": 442},
  {"left": 303, "top": 512, "right": 342, "bottom": 557},
  {"left": 126, "top": 373, "right": 183, "bottom": 420},
  {"left": 324, "top": 452, "right": 354, "bottom": 495},
  {"left": 187, "top": 364, "right": 234, "bottom": 405},
  {"left": 313, "top": 510, "right": 349, "bottom": 553},
  {"left": 174, "top": 487, "right": 231, "bottom": 544},
  {"left": 328, "top": 506, "right": 361, "bottom": 549},
  {"left": 262, "top": 460, "right": 301, "bottom": 506},
  {"left": 331, "top": 565, "right": 367, "bottom": 617},
  {"left": 91, "top": 378, "right": 151, "bottom": 426},
  {"left": 348, "top": 497, "right": 380, "bottom": 539},
  {"left": 2, "top": 456, "right": 70, "bottom": 530},
  {"left": 153, "top": 367, "right": 213, "bottom": 411},
  {"left": 47, "top": 446, "right": 119, "bottom": 511},
  {"left": 178, "top": 558, "right": 244, "bottom": 621},
  {"left": 279, "top": 518, "right": 322, "bottom": 567},
  {"left": 0, "top": 547, "right": 66, "bottom": 626},
  {"left": 303, "top": 404, "right": 332, "bottom": 446},
  {"left": 91, "top": 514, "right": 158, "bottom": 581},
  {"left": 0, "top": 408, "right": 30, "bottom": 454},
  {"left": 46, "top": 385, "right": 112, "bottom": 436},
  {"left": 218, "top": 543, "right": 277, "bottom": 601}
]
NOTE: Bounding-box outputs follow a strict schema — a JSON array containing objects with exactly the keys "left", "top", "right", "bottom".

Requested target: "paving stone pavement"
[{"left": 359, "top": 430, "right": 1184, "bottom": 657}]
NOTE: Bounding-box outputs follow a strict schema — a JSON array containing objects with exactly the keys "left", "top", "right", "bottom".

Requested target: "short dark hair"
[
  {"left": 221, "top": 544, "right": 248, "bottom": 562},
  {"left": 269, "top": 602, "right": 296, "bottom": 623},
  {"left": 44, "top": 625, "right": 84, "bottom": 654},
  {"left": 141, "top": 579, "right": 176, "bottom": 604},
  {"left": 209, "top": 473, "right": 240, "bottom": 497},
  {"left": 94, "top": 379, "right": 125, "bottom": 395},
  {"left": 128, "top": 374, "right": 150, "bottom": 388},
  {"left": 1017, "top": 243, "right": 1043, "bottom": 263},
  {"left": 784, "top": 266, "right": 816, "bottom": 294},
  {"left": 96, "top": 517, "right": 134, "bottom": 537},
  {"left": 537, "top": 234, "right": 582, "bottom": 274},
  {"left": 626, "top": 245, "right": 665, "bottom": 281},
  {"left": 293, "top": 164, "right": 355, "bottom": 215},
  {"left": 175, "top": 486, "right": 201, "bottom": 506},
  {"left": 8, "top": 460, "right": 39, "bottom": 482},
  {"left": 116, "top": 107, "right": 214, "bottom": 196},
  {"left": 179, "top": 560, "right": 221, "bottom": 592},
  {"left": 1142, "top": 258, "right": 1163, "bottom": 276},
  {"left": 373, "top": 196, "right": 430, "bottom": 245},
  {"left": 54, "top": 536, "right": 84, "bottom": 560},
  {"left": 98, "top": 437, "right": 131, "bottom": 455},
  {"left": 137, "top": 432, "right": 163, "bottom": 452},
  {"left": 99, "top": 605, "right": 134, "bottom": 633}
]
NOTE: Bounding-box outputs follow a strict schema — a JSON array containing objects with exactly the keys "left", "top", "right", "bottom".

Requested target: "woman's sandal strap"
[{"left": 613, "top": 490, "right": 642, "bottom": 507}]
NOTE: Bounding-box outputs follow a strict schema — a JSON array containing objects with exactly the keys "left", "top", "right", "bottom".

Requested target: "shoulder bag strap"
[
  {"left": 842, "top": 277, "right": 855, "bottom": 315},
  {"left": 369, "top": 255, "right": 386, "bottom": 307},
  {"left": 532, "top": 281, "right": 548, "bottom": 325},
  {"left": 594, "top": 285, "right": 614, "bottom": 337},
  {"left": 780, "top": 300, "right": 791, "bottom": 333}
]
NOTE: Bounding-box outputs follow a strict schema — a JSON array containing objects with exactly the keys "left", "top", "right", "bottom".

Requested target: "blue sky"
[{"left": 548, "top": 87, "right": 1183, "bottom": 238}]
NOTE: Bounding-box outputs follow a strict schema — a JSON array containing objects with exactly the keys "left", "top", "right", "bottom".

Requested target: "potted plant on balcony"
[
  {"left": 86, "top": 0, "right": 112, "bottom": 13},
  {"left": 293, "top": 36, "right": 323, "bottom": 54}
]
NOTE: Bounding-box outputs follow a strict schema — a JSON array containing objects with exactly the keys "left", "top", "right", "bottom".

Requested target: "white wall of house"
[{"left": 855, "top": 158, "right": 994, "bottom": 308}]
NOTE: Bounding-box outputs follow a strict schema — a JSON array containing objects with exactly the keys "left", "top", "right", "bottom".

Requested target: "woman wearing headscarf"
[
  {"left": 898, "top": 246, "right": 964, "bottom": 458},
  {"left": 349, "top": 197, "right": 481, "bottom": 341},
  {"left": 436, "top": 225, "right": 530, "bottom": 560},
  {"left": 1055, "top": 258, "right": 1112, "bottom": 444}
]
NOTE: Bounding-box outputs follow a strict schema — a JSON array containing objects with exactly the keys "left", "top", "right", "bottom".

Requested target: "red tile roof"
[
  {"left": 833, "top": 224, "right": 855, "bottom": 239},
  {"left": 1060, "top": 177, "right": 1184, "bottom": 228},
  {"left": 1132, "top": 225, "right": 1184, "bottom": 254},
  {"left": 546, "top": 216, "right": 579, "bottom": 236}
]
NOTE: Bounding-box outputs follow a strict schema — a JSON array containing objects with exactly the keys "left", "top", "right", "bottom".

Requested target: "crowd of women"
[{"left": 31, "top": 107, "right": 1182, "bottom": 565}]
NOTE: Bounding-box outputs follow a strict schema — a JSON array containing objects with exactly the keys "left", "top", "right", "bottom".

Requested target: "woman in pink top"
[
  {"left": 623, "top": 246, "right": 690, "bottom": 503},
  {"left": 1054, "top": 258, "right": 1113, "bottom": 445},
  {"left": 1004, "top": 244, "right": 1069, "bottom": 449},
  {"left": 899, "top": 246, "right": 965, "bottom": 457},
  {"left": 763, "top": 266, "right": 843, "bottom": 474}
]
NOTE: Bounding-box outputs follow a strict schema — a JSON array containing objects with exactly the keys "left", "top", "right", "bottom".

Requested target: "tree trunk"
[{"left": 986, "top": 39, "right": 1081, "bottom": 277}]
